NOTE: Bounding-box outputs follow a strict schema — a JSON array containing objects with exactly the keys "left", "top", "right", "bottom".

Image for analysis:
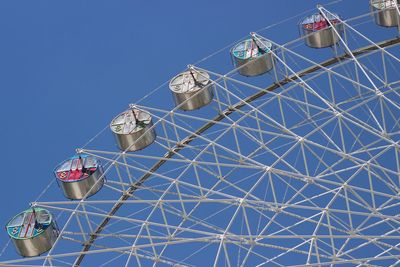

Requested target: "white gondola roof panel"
[
  {"left": 371, "top": 0, "right": 398, "bottom": 9},
  {"left": 170, "top": 70, "right": 210, "bottom": 94},
  {"left": 110, "top": 109, "right": 152, "bottom": 134}
]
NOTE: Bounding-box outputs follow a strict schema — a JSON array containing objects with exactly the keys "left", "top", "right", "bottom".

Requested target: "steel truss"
[{"left": 1, "top": 4, "right": 400, "bottom": 267}]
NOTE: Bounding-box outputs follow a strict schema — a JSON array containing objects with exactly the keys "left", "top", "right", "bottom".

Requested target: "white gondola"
[
  {"left": 110, "top": 107, "right": 156, "bottom": 151},
  {"left": 54, "top": 155, "right": 105, "bottom": 200},
  {"left": 299, "top": 12, "right": 343, "bottom": 48},
  {"left": 231, "top": 36, "right": 274, "bottom": 77},
  {"left": 6, "top": 208, "right": 59, "bottom": 257},
  {"left": 169, "top": 69, "right": 214, "bottom": 111},
  {"left": 371, "top": 0, "right": 400, "bottom": 27}
]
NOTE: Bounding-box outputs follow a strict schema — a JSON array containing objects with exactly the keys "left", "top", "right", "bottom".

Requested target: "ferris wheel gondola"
[
  {"left": 5, "top": 208, "right": 58, "bottom": 257},
  {"left": 371, "top": 0, "right": 400, "bottom": 27},
  {"left": 230, "top": 35, "right": 274, "bottom": 76},
  {"left": 169, "top": 68, "right": 214, "bottom": 111},
  {"left": 110, "top": 106, "right": 156, "bottom": 151},
  {"left": 54, "top": 155, "right": 105, "bottom": 200},
  {"left": 299, "top": 11, "right": 343, "bottom": 48}
]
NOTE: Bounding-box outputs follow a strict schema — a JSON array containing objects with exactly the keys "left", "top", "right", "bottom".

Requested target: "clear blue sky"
[{"left": 0, "top": 0, "right": 397, "bottom": 265}]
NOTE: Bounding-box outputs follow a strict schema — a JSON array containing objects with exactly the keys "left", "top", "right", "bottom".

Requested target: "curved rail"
[{"left": 73, "top": 37, "right": 400, "bottom": 266}]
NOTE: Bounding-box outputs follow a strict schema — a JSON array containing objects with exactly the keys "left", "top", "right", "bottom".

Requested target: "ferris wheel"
[{"left": 1, "top": 1, "right": 400, "bottom": 266}]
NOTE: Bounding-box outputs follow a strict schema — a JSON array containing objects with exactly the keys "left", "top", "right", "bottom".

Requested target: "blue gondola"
[
  {"left": 6, "top": 208, "right": 59, "bottom": 257},
  {"left": 231, "top": 35, "right": 274, "bottom": 77}
]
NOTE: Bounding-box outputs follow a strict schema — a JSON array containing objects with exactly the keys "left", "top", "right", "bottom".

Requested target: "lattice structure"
[{"left": 1, "top": 3, "right": 400, "bottom": 267}]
